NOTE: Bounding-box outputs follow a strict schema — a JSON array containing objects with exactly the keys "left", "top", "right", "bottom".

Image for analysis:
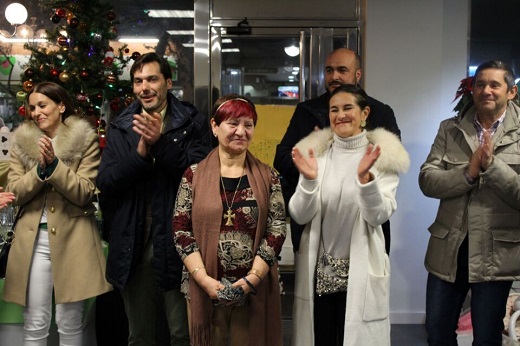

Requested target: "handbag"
[
  {"left": 0, "top": 205, "right": 19, "bottom": 279},
  {"left": 315, "top": 232, "right": 350, "bottom": 296}
]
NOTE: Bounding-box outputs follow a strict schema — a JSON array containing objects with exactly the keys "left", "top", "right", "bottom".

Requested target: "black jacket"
[
  {"left": 273, "top": 92, "right": 400, "bottom": 251},
  {"left": 97, "top": 93, "right": 210, "bottom": 290}
]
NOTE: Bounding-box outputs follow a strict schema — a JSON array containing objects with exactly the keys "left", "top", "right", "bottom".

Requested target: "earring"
[
  {"left": 213, "top": 133, "right": 217, "bottom": 137},
  {"left": 361, "top": 120, "right": 366, "bottom": 128}
]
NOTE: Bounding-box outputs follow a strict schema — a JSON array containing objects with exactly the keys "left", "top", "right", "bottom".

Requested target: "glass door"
[{"left": 209, "top": 26, "right": 358, "bottom": 165}]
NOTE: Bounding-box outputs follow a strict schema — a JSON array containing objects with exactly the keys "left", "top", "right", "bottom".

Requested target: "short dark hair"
[
  {"left": 328, "top": 84, "right": 369, "bottom": 110},
  {"left": 29, "top": 82, "right": 76, "bottom": 122},
  {"left": 474, "top": 60, "right": 516, "bottom": 91},
  {"left": 130, "top": 52, "right": 172, "bottom": 82},
  {"left": 212, "top": 93, "right": 257, "bottom": 126}
]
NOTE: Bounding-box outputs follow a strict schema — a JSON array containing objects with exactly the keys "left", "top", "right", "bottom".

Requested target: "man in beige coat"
[{"left": 419, "top": 60, "right": 520, "bottom": 345}]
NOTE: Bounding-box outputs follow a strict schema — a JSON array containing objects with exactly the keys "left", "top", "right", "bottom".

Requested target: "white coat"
[{"left": 289, "top": 128, "right": 409, "bottom": 346}]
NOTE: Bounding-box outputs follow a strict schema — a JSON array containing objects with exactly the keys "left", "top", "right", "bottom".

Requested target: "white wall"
[{"left": 365, "top": 0, "right": 469, "bottom": 323}]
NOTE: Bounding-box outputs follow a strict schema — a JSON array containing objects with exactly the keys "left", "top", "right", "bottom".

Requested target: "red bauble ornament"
[
  {"left": 79, "top": 69, "right": 89, "bottom": 80},
  {"left": 67, "top": 17, "right": 79, "bottom": 29},
  {"left": 23, "top": 80, "right": 34, "bottom": 92},
  {"left": 107, "top": 10, "right": 116, "bottom": 21},
  {"left": 85, "top": 106, "right": 95, "bottom": 115},
  {"left": 57, "top": 35, "right": 68, "bottom": 46},
  {"left": 18, "top": 105, "right": 26, "bottom": 117},
  {"left": 110, "top": 99, "right": 120, "bottom": 112},
  {"left": 131, "top": 51, "right": 141, "bottom": 60},
  {"left": 103, "top": 57, "right": 114, "bottom": 67},
  {"left": 50, "top": 68, "right": 60, "bottom": 78},
  {"left": 124, "top": 48, "right": 130, "bottom": 54},
  {"left": 56, "top": 8, "right": 66, "bottom": 18}
]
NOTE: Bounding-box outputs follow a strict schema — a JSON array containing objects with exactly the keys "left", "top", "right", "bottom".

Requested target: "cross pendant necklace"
[{"left": 220, "top": 168, "right": 245, "bottom": 227}]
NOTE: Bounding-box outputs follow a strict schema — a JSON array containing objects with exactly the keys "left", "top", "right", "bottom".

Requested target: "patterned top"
[{"left": 173, "top": 163, "right": 286, "bottom": 286}]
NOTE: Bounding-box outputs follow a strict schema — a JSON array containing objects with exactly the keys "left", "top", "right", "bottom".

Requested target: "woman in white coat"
[{"left": 290, "top": 84, "right": 409, "bottom": 346}]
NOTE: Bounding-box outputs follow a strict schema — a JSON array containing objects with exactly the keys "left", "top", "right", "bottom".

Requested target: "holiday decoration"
[
  {"left": 107, "top": 10, "right": 116, "bottom": 21},
  {"left": 23, "top": 80, "right": 34, "bottom": 92},
  {"left": 18, "top": 106, "right": 26, "bottom": 117},
  {"left": 131, "top": 51, "right": 141, "bottom": 60},
  {"left": 20, "top": 0, "right": 134, "bottom": 144},
  {"left": 76, "top": 92, "right": 88, "bottom": 103},
  {"left": 106, "top": 73, "right": 117, "bottom": 85},
  {"left": 51, "top": 14, "right": 61, "bottom": 24},
  {"left": 67, "top": 17, "right": 79, "bottom": 29},
  {"left": 56, "top": 8, "right": 66, "bottom": 18},
  {"left": 59, "top": 71, "right": 70, "bottom": 82},
  {"left": 57, "top": 35, "right": 68, "bottom": 46},
  {"left": 16, "top": 91, "right": 27, "bottom": 102},
  {"left": 79, "top": 69, "right": 89, "bottom": 80},
  {"left": 24, "top": 68, "right": 35, "bottom": 79}
]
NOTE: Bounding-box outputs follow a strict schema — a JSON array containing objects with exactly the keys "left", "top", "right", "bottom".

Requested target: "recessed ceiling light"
[
  {"left": 118, "top": 38, "right": 160, "bottom": 43},
  {"left": 166, "top": 30, "right": 194, "bottom": 36},
  {"left": 147, "top": 10, "right": 194, "bottom": 18},
  {"left": 222, "top": 48, "right": 240, "bottom": 53}
]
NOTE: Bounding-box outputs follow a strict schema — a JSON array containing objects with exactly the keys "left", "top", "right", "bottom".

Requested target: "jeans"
[
  {"left": 23, "top": 228, "right": 84, "bottom": 346},
  {"left": 425, "top": 237, "right": 512, "bottom": 346}
]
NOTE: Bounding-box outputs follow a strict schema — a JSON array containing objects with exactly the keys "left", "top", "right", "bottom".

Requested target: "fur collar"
[
  {"left": 11, "top": 116, "right": 96, "bottom": 169},
  {"left": 295, "top": 128, "right": 410, "bottom": 174}
]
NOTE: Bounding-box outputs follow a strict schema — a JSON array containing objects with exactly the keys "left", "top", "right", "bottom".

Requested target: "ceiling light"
[
  {"left": 222, "top": 48, "right": 240, "bottom": 53},
  {"left": 166, "top": 30, "right": 194, "bottom": 36},
  {"left": 5, "top": 2, "right": 27, "bottom": 25},
  {"left": 1, "top": 2, "right": 27, "bottom": 38},
  {"left": 284, "top": 45, "right": 299, "bottom": 57},
  {"left": 182, "top": 42, "right": 194, "bottom": 48},
  {"left": 147, "top": 10, "right": 194, "bottom": 18},
  {"left": 118, "top": 38, "right": 159, "bottom": 43},
  {"left": 222, "top": 38, "right": 232, "bottom": 43}
]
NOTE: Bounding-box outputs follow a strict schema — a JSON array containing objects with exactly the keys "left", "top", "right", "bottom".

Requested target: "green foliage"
[{"left": 20, "top": 0, "right": 133, "bottom": 121}]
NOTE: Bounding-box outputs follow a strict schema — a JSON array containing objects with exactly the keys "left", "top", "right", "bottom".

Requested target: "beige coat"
[
  {"left": 419, "top": 101, "right": 520, "bottom": 283},
  {"left": 3, "top": 116, "right": 112, "bottom": 306}
]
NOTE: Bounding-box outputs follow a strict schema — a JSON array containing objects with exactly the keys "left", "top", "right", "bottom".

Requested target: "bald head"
[{"left": 324, "top": 48, "right": 362, "bottom": 93}]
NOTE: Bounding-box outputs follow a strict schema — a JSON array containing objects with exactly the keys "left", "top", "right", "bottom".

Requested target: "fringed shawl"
[{"left": 190, "top": 147, "right": 283, "bottom": 346}]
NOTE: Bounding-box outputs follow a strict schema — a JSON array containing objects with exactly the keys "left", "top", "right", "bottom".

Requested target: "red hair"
[{"left": 212, "top": 94, "right": 257, "bottom": 125}]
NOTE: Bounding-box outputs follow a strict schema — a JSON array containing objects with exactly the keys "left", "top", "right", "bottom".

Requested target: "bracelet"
[
  {"left": 191, "top": 266, "right": 205, "bottom": 276},
  {"left": 242, "top": 276, "right": 257, "bottom": 295},
  {"left": 247, "top": 268, "right": 263, "bottom": 281}
]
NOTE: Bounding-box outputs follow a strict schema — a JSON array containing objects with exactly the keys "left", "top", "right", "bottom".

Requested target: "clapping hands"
[{"left": 358, "top": 144, "right": 381, "bottom": 184}]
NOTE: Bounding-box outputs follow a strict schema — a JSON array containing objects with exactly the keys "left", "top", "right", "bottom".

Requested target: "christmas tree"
[{"left": 18, "top": 0, "right": 138, "bottom": 142}]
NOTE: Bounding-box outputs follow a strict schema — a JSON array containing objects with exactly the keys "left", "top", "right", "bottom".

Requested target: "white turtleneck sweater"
[
  {"left": 301, "top": 131, "right": 369, "bottom": 263},
  {"left": 322, "top": 131, "right": 368, "bottom": 261}
]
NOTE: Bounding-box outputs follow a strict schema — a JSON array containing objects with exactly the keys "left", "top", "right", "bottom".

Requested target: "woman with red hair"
[{"left": 173, "top": 94, "right": 286, "bottom": 345}]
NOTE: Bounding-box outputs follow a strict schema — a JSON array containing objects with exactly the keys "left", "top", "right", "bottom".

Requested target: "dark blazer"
[{"left": 97, "top": 92, "right": 210, "bottom": 290}]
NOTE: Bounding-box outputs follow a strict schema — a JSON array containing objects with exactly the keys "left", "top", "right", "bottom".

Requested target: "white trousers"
[{"left": 23, "top": 228, "right": 84, "bottom": 346}]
